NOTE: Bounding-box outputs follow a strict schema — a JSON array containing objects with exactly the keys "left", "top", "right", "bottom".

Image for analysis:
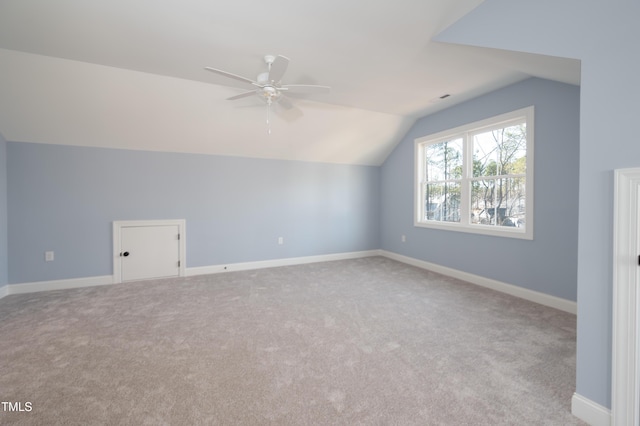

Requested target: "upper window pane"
[
  {"left": 473, "top": 124, "right": 526, "bottom": 177},
  {"left": 426, "top": 139, "right": 463, "bottom": 181}
]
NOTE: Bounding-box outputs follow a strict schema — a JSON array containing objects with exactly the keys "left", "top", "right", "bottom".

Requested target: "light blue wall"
[
  {"left": 435, "top": 0, "right": 640, "bottom": 409},
  {"left": 7, "top": 143, "right": 380, "bottom": 284},
  {"left": 381, "top": 78, "right": 580, "bottom": 301},
  {"left": 0, "top": 132, "right": 7, "bottom": 287}
]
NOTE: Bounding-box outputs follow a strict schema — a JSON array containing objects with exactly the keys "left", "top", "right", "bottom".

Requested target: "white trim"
[
  {"left": 185, "top": 250, "right": 381, "bottom": 276},
  {"left": 571, "top": 393, "right": 611, "bottom": 426},
  {"left": 612, "top": 168, "right": 640, "bottom": 426},
  {"left": 4, "top": 275, "right": 113, "bottom": 296},
  {"left": 112, "top": 219, "right": 186, "bottom": 284},
  {"left": 3, "top": 249, "right": 575, "bottom": 317},
  {"left": 414, "top": 106, "right": 534, "bottom": 240},
  {"left": 379, "top": 250, "right": 576, "bottom": 314},
  {"left": 2, "top": 250, "right": 381, "bottom": 297}
]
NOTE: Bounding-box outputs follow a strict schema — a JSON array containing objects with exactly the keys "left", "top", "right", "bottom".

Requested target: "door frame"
[
  {"left": 612, "top": 168, "right": 640, "bottom": 425},
  {"left": 113, "top": 219, "right": 186, "bottom": 284}
]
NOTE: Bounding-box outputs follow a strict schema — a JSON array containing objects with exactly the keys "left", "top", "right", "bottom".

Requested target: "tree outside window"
[{"left": 471, "top": 124, "right": 526, "bottom": 227}]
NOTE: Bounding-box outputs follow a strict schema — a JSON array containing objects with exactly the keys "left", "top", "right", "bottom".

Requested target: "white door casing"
[
  {"left": 612, "top": 168, "right": 640, "bottom": 426},
  {"left": 113, "top": 220, "right": 186, "bottom": 283}
]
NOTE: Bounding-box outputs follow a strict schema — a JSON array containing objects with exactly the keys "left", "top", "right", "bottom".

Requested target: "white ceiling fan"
[{"left": 205, "top": 55, "right": 330, "bottom": 133}]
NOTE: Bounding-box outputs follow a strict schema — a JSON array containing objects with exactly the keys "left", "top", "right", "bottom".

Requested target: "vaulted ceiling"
[{"left": 0, "top": 0, "right": 580, "bottom": 165}]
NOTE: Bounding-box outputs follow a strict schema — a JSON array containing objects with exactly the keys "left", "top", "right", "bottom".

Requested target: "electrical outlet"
[
  {"left": 45, "top": 251, "right": 54, "bottom": 262},
  {"left": 401, "top": 235, "right": 406, "bottom": 243},
  {"left": 278, "top": 237, "right": 284, "bottom": 245}
]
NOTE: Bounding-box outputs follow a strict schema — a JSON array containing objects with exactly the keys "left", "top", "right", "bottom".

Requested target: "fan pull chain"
[
  {"left": 266, "top": 59, "right": 272, "bottom": 135},
  {"left": 266, "top": 99, "right": 272, "bottom": 135}
]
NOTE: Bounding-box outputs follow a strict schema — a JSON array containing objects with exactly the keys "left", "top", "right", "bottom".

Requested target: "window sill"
[{"left": 414, "top": 220, "right": 533, "bottom": 240}]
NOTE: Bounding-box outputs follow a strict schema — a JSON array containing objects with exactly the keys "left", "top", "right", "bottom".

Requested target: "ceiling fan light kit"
[{"left": 205, "top": 54, "right": 330, "bottom": 134}]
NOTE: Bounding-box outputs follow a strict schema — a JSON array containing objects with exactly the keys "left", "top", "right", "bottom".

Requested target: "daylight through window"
[{"left": 415, "top": 107, "right": 534, "bottom": 239}]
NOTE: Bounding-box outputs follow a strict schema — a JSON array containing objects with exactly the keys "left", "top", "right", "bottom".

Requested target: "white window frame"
[{"left": 414, "top": 106, "right": 534, "bottom": 240}]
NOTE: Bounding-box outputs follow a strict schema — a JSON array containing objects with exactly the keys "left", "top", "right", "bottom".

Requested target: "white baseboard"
[
  {"left": 571, "top": 393, "right": 611, "bottom": 426},
  {"left": 2, "top": 250, "right": 577, "bottom": 317},
  {"left": 4, "top": 275, "right": 114, "bottom": 297},
  {"left": 379, "top": 250, "right": 577, "bottom": 314},
  {"left": 0, "top": 250, "right": 381, "bottom": 298},
  {"left": 186, "top": 250, "right": 381, "bottom": 277}
]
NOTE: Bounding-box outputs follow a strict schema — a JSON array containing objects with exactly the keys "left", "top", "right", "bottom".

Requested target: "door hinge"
[
  {"left": 177, "top": 233, "right": 180, "bottom": 240},
  {"left": 178, "top": 260, "right": 181, "bottom": 267},
  {"left": 638, "top": 255, "right": 640, "bottom": 266}
]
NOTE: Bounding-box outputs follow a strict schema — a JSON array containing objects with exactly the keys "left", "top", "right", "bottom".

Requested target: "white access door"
[{"left": 114, "top": 220, "right": 185, "bottom": 283}]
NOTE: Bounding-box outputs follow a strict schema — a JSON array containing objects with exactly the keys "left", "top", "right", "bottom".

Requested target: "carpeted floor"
[{"left": 0, "top": 256, "right": 583, "bottom": 425}]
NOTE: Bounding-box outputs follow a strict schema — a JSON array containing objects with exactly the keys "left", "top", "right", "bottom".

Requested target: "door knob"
[{"left": 121, "top": 251, "right": 130, "bottom": 257}]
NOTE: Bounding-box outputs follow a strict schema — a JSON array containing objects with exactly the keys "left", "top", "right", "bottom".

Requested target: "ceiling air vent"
[{"left": 429, "top": 93, "right": 452, "bottom": 103}]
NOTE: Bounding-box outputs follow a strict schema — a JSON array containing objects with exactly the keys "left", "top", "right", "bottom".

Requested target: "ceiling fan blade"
[
  {"left": 204, "top": 67, "right": 256, "bottom": 85},
  {"left": 268, "top": 55, "right": 289, "bottom": 84},
  {"left": 277, "top": 95, "right": 295, "bottom": 110},
  {"left": 226, "top": 90, "right": 258, "bottom": 101},
  {"left": 276, "top": 98, "right": 304, "bottom": 122},
  {"left": 281, "top": 84, "right": 331, "bottom": 94}
]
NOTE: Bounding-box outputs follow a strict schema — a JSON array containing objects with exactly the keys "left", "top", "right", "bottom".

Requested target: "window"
[{"left": 415, "top": 106, "right": 534, "bottom": 239}]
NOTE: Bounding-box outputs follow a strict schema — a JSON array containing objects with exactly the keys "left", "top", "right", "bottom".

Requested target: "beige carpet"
[{"left": 0, "top": 257, "right": 583, "bottom": 425}]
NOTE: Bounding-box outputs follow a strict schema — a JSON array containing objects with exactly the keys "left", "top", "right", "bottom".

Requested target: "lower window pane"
[
  {"left": 471, "top": 178, "right": 525, "bottom": 227},
  {"left": 425, "top": 182, "right": 460, "bottom": 222}
]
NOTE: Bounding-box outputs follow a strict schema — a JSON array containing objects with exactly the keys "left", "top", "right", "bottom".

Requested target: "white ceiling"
[{"left": 0, "top": 0, "right": 580, "bottom": 165}]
